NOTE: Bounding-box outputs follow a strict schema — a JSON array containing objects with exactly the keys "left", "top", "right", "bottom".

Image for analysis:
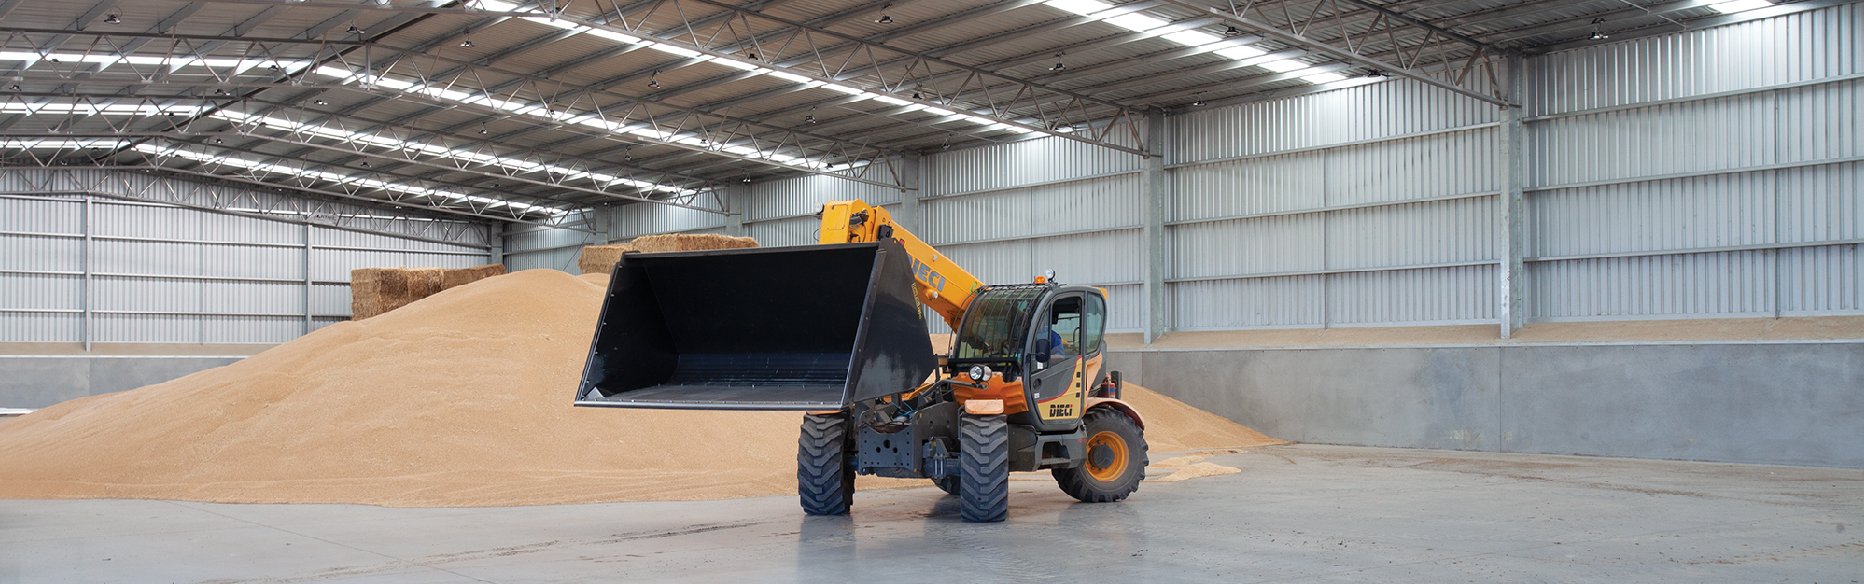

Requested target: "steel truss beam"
[
  {"left": 1157, "top": 0, "right": 1512, "bottom": 106},
  {"left": 3, "top": 135, "right": 597, "bottom": 228},
  {"left": 2, "top": 92, "right": 727, "bottom": 204},
  {"left": 186, "top": 0, "right": 1149, "bottom": 157},
  {"left": 0, "top": 168, "right": 502, "bottom": 246}
]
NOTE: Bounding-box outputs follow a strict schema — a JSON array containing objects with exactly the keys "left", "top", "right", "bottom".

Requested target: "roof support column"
[
  {"left": 80, "top": 193, "right": 93, "bottom": 352},
  {"left": 1141, "top": 109, "right": 1169, "bottom": 344},
  {"left": 1497, "top": 53, "right": 1527, "bottom": 339},
  {"left": 724, "top": 188, "right": 747, "bottom": 237},
  {"left": 894, "top": 154, "right": 925, "bottom": 233},
  {"left": 488, "top": 222, "right": 506, "bottom": 267},
  {"left": 303, "top": 222, "right": 314, "bottom": 333}
]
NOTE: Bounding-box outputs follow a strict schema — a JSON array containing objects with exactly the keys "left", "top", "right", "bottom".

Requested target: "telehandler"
[{"left": 575, "top": 200, "right": 1146, "bottom": 522}]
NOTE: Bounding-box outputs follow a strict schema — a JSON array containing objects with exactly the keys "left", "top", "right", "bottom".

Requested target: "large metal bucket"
[{"left": 574, "top": 241, "right": 935, "bottom": 410}]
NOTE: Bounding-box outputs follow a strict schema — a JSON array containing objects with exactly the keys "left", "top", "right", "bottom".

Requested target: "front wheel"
[
  {"left": 957, "top": 414, "right": 1009, "bottom": 522},
  {"left": 798, "top": 413, "right": 855, "bottom": 515},
  {"left": 1053, "top": 408, "right": 1147, "bottom": 503}
]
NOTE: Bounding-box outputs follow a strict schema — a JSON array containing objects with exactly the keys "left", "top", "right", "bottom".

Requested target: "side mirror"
[{"left": 1030, "top": 338, "right": 1052, "bottom": 364}]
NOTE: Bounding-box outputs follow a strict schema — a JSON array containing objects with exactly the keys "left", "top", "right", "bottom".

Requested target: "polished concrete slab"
[{"left": 1, "top": 445, "right": 1859, "bottom": 583}]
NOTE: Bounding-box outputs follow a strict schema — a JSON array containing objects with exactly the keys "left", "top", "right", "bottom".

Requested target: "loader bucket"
[{"left": 574, "top": 241, "right": 936, "bottom": 411}]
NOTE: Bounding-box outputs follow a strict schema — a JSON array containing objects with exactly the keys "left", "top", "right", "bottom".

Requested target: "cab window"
[
  {"left": 1081, "top": 294, "right": 1105, "bottom": 355},
  {"left": 1044, "top": 296, "right": 1082, "bottom": 361}
]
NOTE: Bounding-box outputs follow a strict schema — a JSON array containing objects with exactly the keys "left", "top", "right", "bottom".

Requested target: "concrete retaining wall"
[
  {"left": 1112, "top": 342, "right": 1864, "bottom": 468},
  {"left": 0, "top": 356, "right": 243, "bottom": 409}
]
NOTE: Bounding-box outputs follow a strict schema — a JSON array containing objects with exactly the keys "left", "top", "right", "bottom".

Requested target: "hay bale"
[
  {"left": 577, "top": 234, "right": 760, "bottom": 275},
  {"left": 441, "top": 264, "right": 506, "bottom": 290},
  {"left": 630, "top": 233, "right": 759, "bottom": 253},
  {"left": 577, "top": 243, "right": 635, "bottom": 275},
  {"left": 350, "top": 268, "right": 445, "bottom": 320}
]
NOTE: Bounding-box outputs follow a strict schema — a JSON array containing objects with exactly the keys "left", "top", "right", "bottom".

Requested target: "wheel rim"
[{"left": 1084, "top": 430, "right": 1129, "bottom": 482}]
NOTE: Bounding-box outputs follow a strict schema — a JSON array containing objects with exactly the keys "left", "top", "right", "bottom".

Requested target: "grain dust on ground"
[{"left": 0, "top": 270, "right": 1278, "bottom": 507}]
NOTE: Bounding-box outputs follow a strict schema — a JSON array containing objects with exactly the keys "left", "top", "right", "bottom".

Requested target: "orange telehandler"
[{"left": 574, "top": 200, "right": 1147, "bottom": 522}]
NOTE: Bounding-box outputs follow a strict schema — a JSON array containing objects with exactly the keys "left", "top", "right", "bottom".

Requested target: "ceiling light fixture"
[
  {"left": 876, "top": 14, "right": 893, "bottom": 24},
  {"left": 460, "top": 39, "right": 475, "bottom": 47},
  {"left": 104, "top": 14, "right": 120, "bottom": 24},
  {"left": 1223, "top": 26, "right": 1241, "bottom": 37},
  {"left": 1589, "top": 18, "right": 1609, "bottom": 40},
  {"left": 346, "top": 25, "right": 362, "bottom": 34},
  {"left": 648, "top": 70, "right": 661, "bottom": 89}
]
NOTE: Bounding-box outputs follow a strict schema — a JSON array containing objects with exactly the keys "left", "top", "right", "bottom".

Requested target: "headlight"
[{"left": 967, "top": 365, "right": 992, "bottom": 382}]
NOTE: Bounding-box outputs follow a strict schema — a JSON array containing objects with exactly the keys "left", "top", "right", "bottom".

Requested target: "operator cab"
[{"left": 947, "top": 278, "right": 1111, "bottom": 432}]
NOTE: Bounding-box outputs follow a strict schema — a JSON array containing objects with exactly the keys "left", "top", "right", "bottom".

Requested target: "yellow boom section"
[{"left": 819, "top": 200, "right": 984, "bottom": 330}]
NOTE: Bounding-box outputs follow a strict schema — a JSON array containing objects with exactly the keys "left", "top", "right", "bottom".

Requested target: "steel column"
[
  {"left": 302, "top": 222, "right": 313, "bottom": 333},
  {"left": 1141, "top": 110, "right": 1168, "bottom": 344},
  {"left": 1497, "top": 53, "right": 1526, "bottom": 338},
  {"left": 80, "top": 192, "right": 92, "bottom": 351}
]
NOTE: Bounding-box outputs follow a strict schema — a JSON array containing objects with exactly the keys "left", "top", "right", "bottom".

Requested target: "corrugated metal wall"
[
  {"left": 0, "top": 171, "right": 493, "bottom": 344},
  {"left": 1523, "top": 3, "right": 1862, "bottom": 320},
  {"left": 501, "top": 4, "right": 1860, "bottom": 334},
  {"left": 1168, "top": 79, "right": 1502, "bottom": 329}
]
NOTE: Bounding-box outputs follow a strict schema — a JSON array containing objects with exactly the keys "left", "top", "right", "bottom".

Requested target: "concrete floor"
[{"left": 2, "top": 445, "right": 1859, "bottom": 584}]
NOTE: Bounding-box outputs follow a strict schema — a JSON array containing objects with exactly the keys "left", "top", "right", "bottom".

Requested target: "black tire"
[
  {"left": 958, "top": 414, "right": 1009, "bottom": 523},
  {"left": 798, "top": 413, "right": 855, "bottom": 515},
  {"left": 933, "top": 476, "right": 960, "bottom": 496},
  {"left": 1053, "top": 407, "right": 1147, "bottom": 503}
]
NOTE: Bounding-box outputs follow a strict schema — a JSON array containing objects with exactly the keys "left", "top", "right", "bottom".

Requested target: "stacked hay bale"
[
  {"left": 350, "top": 268, "right": 445, "bottom": 320},
  {"left": 441, "top": 263, "right": 507, "bottom": 289},
  {"left": 577, "top": 233, "right": 758, "bottom": 275},
  {"left": 577, "top": 243, "right": 635, "bottom": 275},
  {"left": 351, "top": 264, "right": 508, "bottom": 320}
]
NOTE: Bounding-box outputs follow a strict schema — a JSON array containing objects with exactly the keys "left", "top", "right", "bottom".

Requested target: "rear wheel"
[
  {"left": 1053, "top": 408, "right": 1147, "bottom": 503},
  {"left": 798, "top": 413, "right": 855, "bottom": 515},
  {"left": 957, "top": 414, "right": 1009, "bottom": 523}
]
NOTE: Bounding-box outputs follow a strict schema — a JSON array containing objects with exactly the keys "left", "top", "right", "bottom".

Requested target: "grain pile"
[
  {"left": 0, "top": 270, "right": 1278, "bottom": 507},
  {"left": 351, "top": 264, "right": 508, "bottom": 319},
  {"left": 576, "top": 233, "right": 759, "bottom": 274}
]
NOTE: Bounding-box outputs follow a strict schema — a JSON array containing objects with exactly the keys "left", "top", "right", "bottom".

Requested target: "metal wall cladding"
[
  {"left": 505, "top": 222, "right": 596, "bottom": 254},
  {"left": 1170, "top": 79, "right": 1499, "bottom": 165},
  {"left": 91, "top": 276, "right": 303, "bottom": 315},
  {"left": 1528, "top": 92, "right": 1777, "bottom": 188},
  {"left": 0, "top": 313, "right": 79, "bottom": 342},
  {"left": 1530, "top": 172, "right": 1775, "bottom": 258},
  {"left": 939, "top": 230, "right": 1143, "bottom": 287},
  {"left": 1778, "top": 77, "right": 1864, "bottom": 162},
  {"left": 1171, "top": 276, "right": 1325, "bottom": 329},
  {"left": 1778, "top": 161, "right": 1863, "bottom": 244},
  {"left": 1172, "top": 215, "right": 1325, "bottom": 279},
  {"left": 1324, "top": 129, "right": 1500, "bottom": 206},
  {"left": 747, "top": 214, "right": 825, "bottom": 248},
  {"left": 309, "top": 283, "right": 353, "bottom": 317},
  {"left": 747, "top": 169, "right": 902, "bottom": 222},
  {"left": 1778, "top": 244, "right": 1862, "bottom": 313},
  {"left": 0, "top": 234, "right": 81, "bottom": 272},
  {"left": 1171, "top": 152, "right": 1326, "bottom": 222},
  {"left": 611, "top": 200, "right": 729, "bottom": 239},
  {"left": 505, "top": 247, "right": 584, "bottom": 273},
  {"left": 1526, "top": 251, "right": 1777, "bottom": 320},
  {"left": 3, "top": 273, "right": 80, "bottom": 310},
  {"left": 1527, "top": 3, "right": 1863, "bottom": 116},
  {"left": 1326, "top": 198, "right": 1499, "bottom": 270},
  {"left": 312, "top": 227, "right": 487, "bottom": 256},
  {"left": 922, "top": 132, "right": 1145, "bottom": 195},
  {"left": 0, "top": 195, "right": 81, "bottom": 232},
  {"left": 92, "top": 313, "right": 305, "bottom": 344},
  {"left": 921, "top": 174, "right": 1141, "bottom": 244},
  {"left": 1327, "top": 265, "right": 1497, "bottom": 325}
]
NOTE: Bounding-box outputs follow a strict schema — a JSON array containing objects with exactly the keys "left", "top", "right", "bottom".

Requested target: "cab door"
[{"left": 1024, "top": 292, "right": 1086, "bottom": 430}]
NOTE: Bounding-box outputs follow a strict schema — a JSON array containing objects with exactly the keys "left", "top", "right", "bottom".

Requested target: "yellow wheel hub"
[{"left": 1084, "top": 430, "right": 1129, "bottom": 482}]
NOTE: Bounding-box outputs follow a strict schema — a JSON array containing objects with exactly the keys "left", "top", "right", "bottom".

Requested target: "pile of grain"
[
  {"left": 0, "top": 270, "right": 1279, "bottom": 507},
  {"left": 351, "top": 264, "right": 508, "bottom": 319},
  {"left": 576, "top": 233, "right": 759, "bottom": 274}
]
